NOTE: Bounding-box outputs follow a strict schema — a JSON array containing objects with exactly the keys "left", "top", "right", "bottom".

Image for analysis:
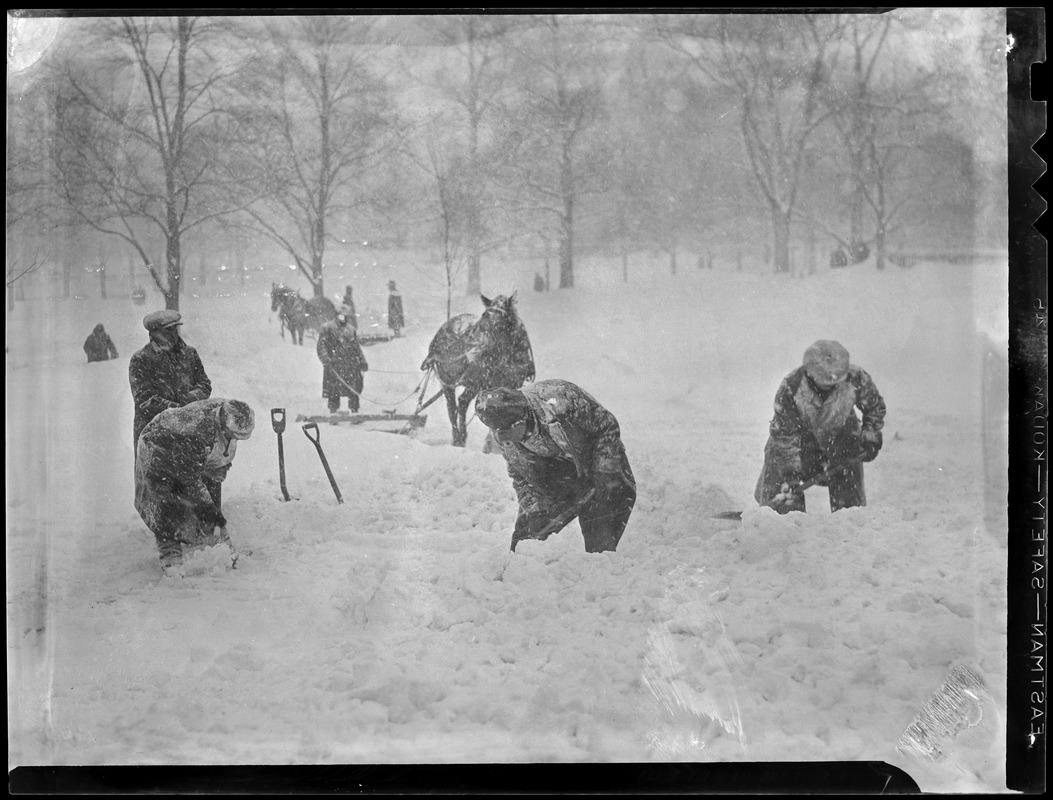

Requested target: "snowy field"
[{"left": 7, "top": 253, "right": 1009, "bottom": 792}]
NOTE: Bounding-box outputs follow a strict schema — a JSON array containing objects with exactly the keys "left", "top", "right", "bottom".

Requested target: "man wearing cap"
[
  {"left": 755, "top": 340, "right": 886, "bottom": 513},
  {"left": 317, "top": 311, "right": 368, "bottom": 413},
  {"left": 129, "top": 309, "right": 212, "bottom": 451},
  {"left": 135, "top": 398, "right": 255, "bottom": 572},
  {"left": 475, "top": 379, "right": 636, "bottom": 553}
]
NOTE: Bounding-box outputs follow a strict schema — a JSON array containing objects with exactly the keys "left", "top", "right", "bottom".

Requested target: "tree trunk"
[
  {"left": 771, "top": 210, "right": 791, "bottom": 274},
  {"left": 165, "top": 233, "right": 181, "bottom": 310},
  {"left": 99, "top": 262, "right": 107, "bottom": 299},
  {"left": 874, "top": 225, "right": 887, "bottom": 271},
  {"left": 558, "top": 223, "right": 573, "bottom": 289},
  {"left": 466, "top": 252, "right": 481, "bottom": 297},
  {"left": 310, "top": 252, "right": 325, "bottom": 298},
  {"left": 558, "top": 149, "right": 575, "bottom": 289}
]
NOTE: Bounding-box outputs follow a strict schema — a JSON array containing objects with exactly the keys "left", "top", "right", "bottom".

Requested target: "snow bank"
[{"left": 6, "top": 256, "right": 1007, "bottom": 791}]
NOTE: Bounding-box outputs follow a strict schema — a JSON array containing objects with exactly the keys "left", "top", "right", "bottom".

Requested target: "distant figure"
[
  {"left": 129, "top": 310, "right": 212, "bottom": 451},
  {"left": 533, "top": 273, "right": 545, "bottom": 292},
  {"left": 84, "top": 323, "right": 119, "bottom": 363},
  {"left": 387, "top": 280, "right": 404, "bottom": 338},
  {"left": 131, "top": 286, "right": 147, "bottom": 305},
  {"left": 475, "top": 380, "right": 636, "bottom": 553},
  {"left": 340, "top": 285, "right": 358, "bottom": 330},
  {"left": 135, "top": 398, "right": 254, "bottom": 572},
  {"left": 317, "top": 312, "right": 368, "bottom": 413},
  {"left": 755, "top": 340, "right": 886, "bottom": 514},
  {"left": 830, "top": 248, "right": 848, "bottom": 268}
]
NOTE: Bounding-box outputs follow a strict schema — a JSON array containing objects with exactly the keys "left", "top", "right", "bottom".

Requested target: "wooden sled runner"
[{"left": 296, "top": 410, "right": 427, "bottom": 434}]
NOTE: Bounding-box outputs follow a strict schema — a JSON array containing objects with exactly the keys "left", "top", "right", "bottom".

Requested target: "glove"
[
  {"left": 200, "top": 506, "right": 227, "bottom": 529},
  {"left": 857, "top": 431, "right": 882, "bottom": 463}
]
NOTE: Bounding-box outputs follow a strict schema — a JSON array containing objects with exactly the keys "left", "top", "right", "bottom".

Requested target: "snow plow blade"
[
  {"left": 296, "top": 411, "right": 427, "bottom": 434},
  {"left": 358, "top": 332, "right": 392, "bottom": 347}
]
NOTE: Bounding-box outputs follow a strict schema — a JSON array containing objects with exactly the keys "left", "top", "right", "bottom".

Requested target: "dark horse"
[
  {"left": 271, "top": 283, "right": 308, "bottom": 345},
  {"left": 421, "top": 293, "right": 535, "bottom": 447},
  {"left": 271, "top": 283, "right": 338, "bottom": 345}
]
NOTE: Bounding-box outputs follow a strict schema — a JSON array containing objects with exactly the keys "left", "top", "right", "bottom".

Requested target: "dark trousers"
[
  {"left": 755, "top": 458, "right": 866, "bottom": 513},
  {"left": 514, "top": 466, "right": 637, "bottom": 553}
]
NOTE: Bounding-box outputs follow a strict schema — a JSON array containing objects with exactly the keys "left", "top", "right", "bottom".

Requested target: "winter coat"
[
  {"left": 387, "top": 291, "right": 405, "bottom": 330},
  {"left": 492, "top": 379, "right": 636, "bottom": 551},
  {"left": 317, "top": 321, "right": 368, "bottom": 400},
  {"left": 129, "top": 338, "right": 212, "bottom": 449},
  {"left": 84, "top": 325, "right": 119, "bottom": 363},
  {"left": 755, "top": 365, "right": 885, "bottom": 509},
  {"left": 134, "top": 399, "right": 236, "bottom": 547}
]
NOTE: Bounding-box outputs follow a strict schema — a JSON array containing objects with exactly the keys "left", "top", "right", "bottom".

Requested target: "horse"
[
  {"left": 271, "top": 283, "right": 308, "bottom": 345},
  {"left": 420, "top": 293, "right": 535, "bottom": 447}
]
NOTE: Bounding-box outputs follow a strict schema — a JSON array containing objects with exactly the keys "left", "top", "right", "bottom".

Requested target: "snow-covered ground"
[{"left": 7, "top": 253, "right": 1009, "bottom": 792}]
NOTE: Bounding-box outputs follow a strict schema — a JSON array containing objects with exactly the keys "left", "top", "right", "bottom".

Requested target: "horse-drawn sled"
[{"left": 295, "top": 408, "right": 428, "bottom": 434}]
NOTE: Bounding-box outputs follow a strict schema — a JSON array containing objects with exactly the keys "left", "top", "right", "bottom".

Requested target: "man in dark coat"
[
  {"left": 387, "top": 280, "right": 404, "bottom": 337},
  {"left": 475, "top": 379, "right": 637, "bottom": 553},
  {"left": 755, "top": 339, "right": 886, "bottom": 513},
  {"left": 317, "top": 312, "right": 368, "bottom": 413},
  {"left": 84, "top": 323, "right": 119, "bottom": 362},
  {"left": 135, "top": 398, "right": 254, "bottom": 572},
  {"left": 129, "top": 310, "right": 212, "bottom": 451}
]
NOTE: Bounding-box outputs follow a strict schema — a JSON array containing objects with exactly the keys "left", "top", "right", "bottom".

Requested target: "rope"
[{"left": 331, "top": 370, "right": 426, "bottom": 410}]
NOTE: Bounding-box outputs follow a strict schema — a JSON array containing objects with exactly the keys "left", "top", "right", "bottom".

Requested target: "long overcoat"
[
  {"left": 134, "top": 399, "right": 237, "bottom": 547},
  {"left": 755, "top": 365, "right": 886, "bottom": 511},
  {"left": 129, "top": 339, "right": 212, "bottom": 448},
  {"left": 488, "top": 379, "right": 636, "bottom": 553},
  {"left": 317, "top": 321, "right": 368, "bottom": 401}
]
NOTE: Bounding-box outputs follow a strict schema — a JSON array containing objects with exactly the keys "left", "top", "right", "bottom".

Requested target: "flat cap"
[{"left": 143, "top": 309, "right": 183, "bottom": 331}]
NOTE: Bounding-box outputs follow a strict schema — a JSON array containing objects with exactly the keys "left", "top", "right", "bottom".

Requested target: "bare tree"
[
  {"left": 408, "top": 118, "right": 473, "bottom": 319},
  {"left": 497, "top": 15, "right": 608, "bottom": 289},
  {"left": 232, "top": 16, "right": 399, "bottom": 299},
  {"left": 411, "top": 15, "right": 516, "bottom": 296},
  {"left": 50, "top": 16, "right": 237, "bottom": 310},
  {"left": 659, "top": 14, "right": 842, "bottom": 274}
]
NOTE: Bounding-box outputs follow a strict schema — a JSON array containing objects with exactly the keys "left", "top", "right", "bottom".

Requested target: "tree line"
[{"left": 7, "top": 11, "right": 1007, "bottom": 311}]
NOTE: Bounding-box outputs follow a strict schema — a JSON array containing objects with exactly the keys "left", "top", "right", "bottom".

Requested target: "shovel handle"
[
  {"left": 302, "top": 421, "right": 321, "bottom": 445},
  {"left": 271, "top": 408, "right": 287, "bottom": 434}
]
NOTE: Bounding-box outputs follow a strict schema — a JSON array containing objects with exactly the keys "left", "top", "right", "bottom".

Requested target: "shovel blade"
[{"left": 712, "top": 510, "right": 743, "bottom": 520}]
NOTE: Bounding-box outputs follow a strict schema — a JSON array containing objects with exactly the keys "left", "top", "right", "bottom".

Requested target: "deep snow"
[{"left": 7, "top": 253, "right": 1009, "bottom": 792}]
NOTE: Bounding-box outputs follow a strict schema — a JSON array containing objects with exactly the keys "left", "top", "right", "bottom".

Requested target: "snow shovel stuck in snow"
[
  {"left": 712, "top": 458, "right": 862, "bottom": 520},
  {"left": 271, "top": 408, "right": 292, "bottom": 502},
  {"left": 302, "top": 422, "right": 343, "bottom": 504}
]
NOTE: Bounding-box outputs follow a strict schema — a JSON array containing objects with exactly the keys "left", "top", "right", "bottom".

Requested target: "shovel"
[
  {"left": 271, "top": 408, "right": 292, "bottom": 502},
  {"left": 511, "top": 487, "right": 597, "bottom": 552},
  {"left": 302, "top": 422, "right": 343, "bottom": 504},
  {"left": 713, "top": 458, "right": 862, "bottom": 521}
]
